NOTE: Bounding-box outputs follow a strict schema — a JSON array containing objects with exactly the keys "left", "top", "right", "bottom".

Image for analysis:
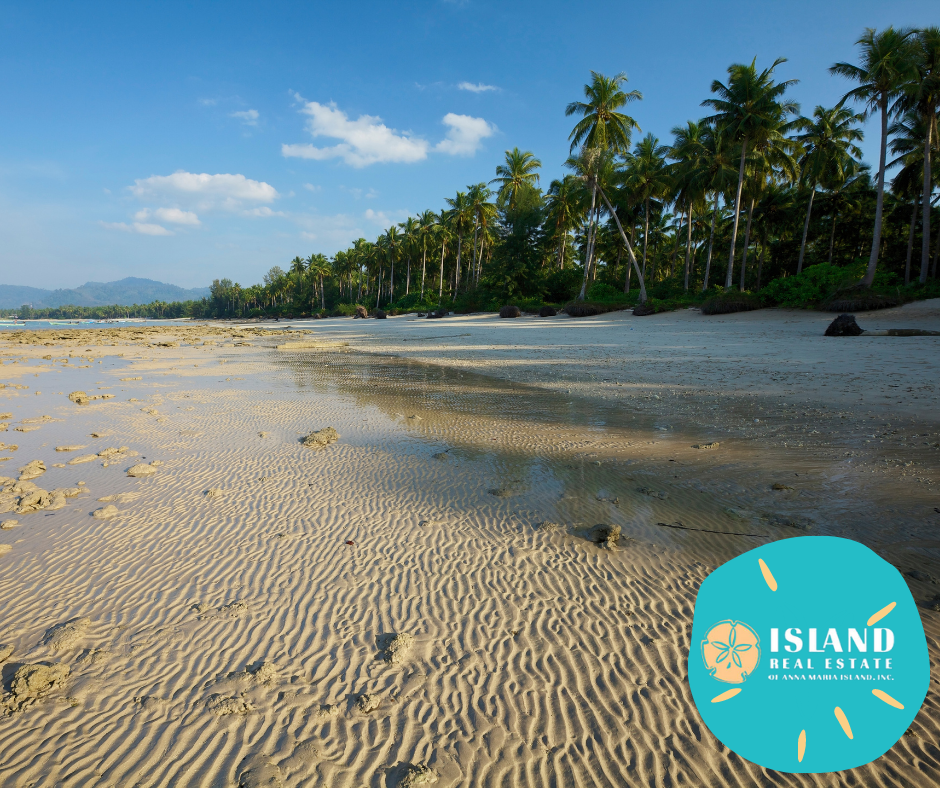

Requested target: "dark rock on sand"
[
  {"left": 499, "top": 305, "right": 521, "bottom": 319},
  {"left": 426, "top": 308, "right": 448, "bottom": 319},
  {"left": 538, "top": 306, "right": 557, "bottom": 317},
  {"left": 633, "top": 303, "right": 656, "bottom": 316},
  {"left": 354, "top": 305, "right": 368, "bottom": 319},
  {"left": 824, "top": 314, "right": 864, "bottom": 337},
  {"left": 374, "top": 309, "right": 387, "bottom": 319}
]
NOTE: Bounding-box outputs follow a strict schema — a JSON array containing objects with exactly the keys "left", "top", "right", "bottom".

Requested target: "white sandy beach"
[{"left": 1, "top": 303, "right": 939, "bottom": 787}]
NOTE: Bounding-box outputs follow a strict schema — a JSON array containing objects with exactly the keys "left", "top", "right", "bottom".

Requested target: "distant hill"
[{"left": 0, "top": 277, "right": 211, "bottom": 308}]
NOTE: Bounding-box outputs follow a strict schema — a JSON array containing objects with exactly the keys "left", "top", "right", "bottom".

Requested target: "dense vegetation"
[{"left": 5, "top": 26, "right": 938, "bottom": 322}]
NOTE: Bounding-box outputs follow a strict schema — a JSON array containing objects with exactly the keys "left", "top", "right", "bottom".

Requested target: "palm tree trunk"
[
  {"left": 903, "top": 195, "right": 920, "bottom": 285},
  {"left": 740, "top": 198, "right": 755, "bottom": 290},
  {"left": 557, "top": 230, "right": 565, "bottom": 270},
  {"left": 598, "top": 186, "right": 647, "bottom": 304},
  {"left": 828, "top": 210, "right": 838, "bottom": 264},
  {"left": 933, "top": 217, "right": 940, "bottom": 278},
  {"left": 726, "top": 137, "right": 748, "bottom": 288},
  {"left": 863, "top": 96, "right": 889, "bottom": 288},
  {"left": 471, "top": 221, "right": 480, "bottom": 287},
  {"left": 797, "top": 188, "right": 816, "bottom": 275},
  {"left": 577, "top": 183, "right": 598, "bottom": 300},
  {"left": 421, "top": 243, "right": 427, "bottom": 299},
  {"left": 641, "top": 197, "right": 650, "bottom": 278},
  {"left": 376, "top": 265, "right": 383, "bottom": 309},
  {"left": 920, "top": 113, "right": 934, "bottom": 283},
  {"left": 477, "top": 236, "right": 486, "bottom": 284},
  {"left": 390, "top": 257, "right": 395, "bottom": 304},
  {"left": 406, "top": 257, "right": 411, "bottom": 295},
  {"left": 684, "top": 204, "right": 693, "bottom": 291},
  {"left": 757, "top": 234, "right": 766, "bottom": 289},
  {"left": 320, "top": 275, "right": 325, "bottom": 310},
  {"left": 438, "top": 241, "right": 446, "bottom": 303},
  {"left": 454, "top": 236, "right": 462, "bottom": 295},
  {"left": 702, "top": 191, "right": 719, "bottom": 291}
]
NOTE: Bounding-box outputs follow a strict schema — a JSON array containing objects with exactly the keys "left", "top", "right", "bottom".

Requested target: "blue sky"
[{"left": 1, "top": 0, "right": 936, "bottom": 289}]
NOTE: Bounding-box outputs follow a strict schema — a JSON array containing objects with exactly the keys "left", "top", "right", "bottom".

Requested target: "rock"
[
  {"left": 39, "top": 617, "right": 90, "bottom": 649},
  {"left": 499, "top": 305, "right": 521, "bottom": 318},
  {"left": 426, "top": 308, "right": 448, "bottom": 319},
  {"left": 92, "top": 505, "right": 120, "bottom": 520},
  {"left": 384, "top": 633, "right": 415, "bottom": 665},
  {"left": 399, "top": 764, "right": 438, "bottom": 787},
  {"left": 824, "top": 314, "right": 864, "bottom": 337},
  {"left": 357, "top": 693, "right": 380, "bottom": 713},
  {"left": 374, "top": 309, "right": 387, "bottom": 319},
  {"left": 354, "top": 305, "right": 369, "bottom": 319},
  {"left": 0, "top": 544, "right": 11, "bottom": 555},
  {"left": 0, "top": 520, "right": 19, "bottom": 529},
  {"left": 127, "top": 463, "right": 157, "bottom": 477},
  {"left": 638, "top": 487, "right": 668, "bottom": 499},
  {"left": 55, "top": 445, "right": 86, "bottom": 452},
  {"left": 68, "top": 391, "right": 90, "bottom": 404},
  {"left": 633, "top": 303, "right": 656, "bottom": 316},
  {"left": 588, "top": 523, "right": 621, "bottom": 550},
  {"left": 205, "top": 488, "right": 223, "bottom": 499},
  {"left": 538, "top": 306, "right": 557, "bottom": 317},
  {"left": 18, "top": 460, "right": 46, "bottom": 480},
  {"left": 693, "top": 442, "right": 720, "bottom": 450},
  {"left": 6, "top": 662, "right": 69, "bottom": 710},
  {"left": 0, "top": 644, "right": 12, "bottom": 663},
  {"left": 771, "top": 483, "right": 793, "bottom": 491},
  {"left": 245, "top": 661, "right": 277, "bottom": 683},
  {"left": 302, "top": 427, "right": 339, "bottom": 449}
]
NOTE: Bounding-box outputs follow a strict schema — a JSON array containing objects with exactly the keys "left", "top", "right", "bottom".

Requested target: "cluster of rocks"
[{"left": 1, "top": 461, "right": 87, "bottom": 515}]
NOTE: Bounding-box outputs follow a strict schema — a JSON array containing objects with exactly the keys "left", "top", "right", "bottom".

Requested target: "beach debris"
[
  {"left": 2, "top": 662, "right": 70, "bottom": 712},
  {"left": 92, "top": 505, "right": 120, "bottom": 520},
  {"left": 345, "top": 540, "right": 355, "bottom": 546},
  {"left": 39, "top": 617, "right": 90, "bottom": 650},
  {"left": 0, "top": 644, "right": 12, "bottom": 663},
  {"left": 0, "top": 520, "right": 19, "bottom": 529},
  {"left": 354, "top": 305, "right": 368, "bottom": 318},
  {"left": 539, "top": 306, "right": 557, "bottom": 317},
  {"left": 18, "top": 460, "right": 46, "bottom": 480},
  {"left": 206, "top": 694, "right": 254, "bottom": 716},
  {"left": 356, "top": 693, "right": 380, "bottom": 713},
  {"left": 383, "top": 633, "right": 415, "bottom": 665},
  {"left": 127, "top": 462, "right": 158, "bottom": 477},
  {"left": 398, "top": 764, "right": 438, "bottom": 787},
  {"left": 302, "top": 427, "right": 339, "bottom": 449},
  {"left": 638, "top": 487, "right": 668, "bottom": 499},
  {"left": 693, "top": 442, "right": 720, "bottom": 450}
]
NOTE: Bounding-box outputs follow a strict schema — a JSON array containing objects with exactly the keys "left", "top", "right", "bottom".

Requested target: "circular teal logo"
[{"left": 689, "top": 536, "right": 929, "bottom": 773}]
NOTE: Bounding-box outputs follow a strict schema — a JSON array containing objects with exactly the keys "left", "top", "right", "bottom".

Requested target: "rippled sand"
[{"left": 0, "top": 313, "right": 938, "bottom": 787}]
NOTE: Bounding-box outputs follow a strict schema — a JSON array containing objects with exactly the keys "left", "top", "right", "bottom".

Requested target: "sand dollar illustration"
[{"left": 689, "top": 536, "right": 929, "bottom": 773}]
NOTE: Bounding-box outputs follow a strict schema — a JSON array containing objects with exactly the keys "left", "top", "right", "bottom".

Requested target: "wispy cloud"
[
  {"left": 242, "top": 206, "right": 285, "bottom": 218},
  {"left": 130, "top": 171, "right": 279, "bottom": 211},
  {"left": 364, "top": 208, "right": 408, "bottom": 226},
  {"left": 283, "top": 96, "right": 428, "bottom": 167},
  {"left": 134, "top": 207, "right": 201, "bottom": 226},
  {"left": 434, "top": 113, "right": 496, "bottom": 156},
  {"left": 458, "top": 81, "right": 498, "bottom": 93},
  {"left": 100, "top": 221, "right": 173, "bottom": 236},
  {"left": 230, "top": 109, "right": 260, "bottom": 126},
  {"left": 303, "top": 183, "right": 321, "bottom": 192}
]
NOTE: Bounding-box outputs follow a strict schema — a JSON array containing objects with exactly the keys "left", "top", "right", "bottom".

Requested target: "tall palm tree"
[
  {"left": 467, "top": 183, "right": 497, "bottom": 286},
  {"left": 831, "top": 26, "right": 917, "bottom": 287},
  {"left": 416, "top": 210, "right": 437, "bottom": 299},
  {"left": 398, "top": 217, "right": 420, "bottom": 296},
  {"left": 895, "top": 27, "right": 940, "bottom": 282},
  {"left": 306, "top": 253, "right": 331, "bottom": 310},
  {"left": 443, "top": 191, "right": 473, "bottom": 292},
  {"left": 490, "top": 148, "right": 541, "bottom": 210},
  {"left": 566, "top": 71, "right": 642, "bottom": 153},
  {"left": 702, "top": 57, "right": 799, "bottom": 288},
  {"left": 670, "top": 120, "right": 709, "bottom": 290},
  {"left": 792, "top": 105, "right": 865, "bottom": 274},
  {"left": 623, "top": 133, "right": 672, "bottom": 278},
  {"left": 546, "top": 176, "right": 583, "bottom": 270},
  {"left": 691, "top": 127, "right": 738, "bottom": 290}
]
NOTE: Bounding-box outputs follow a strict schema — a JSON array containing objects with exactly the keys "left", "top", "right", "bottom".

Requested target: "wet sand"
[{"left": 0, "top": 304, "right": 938, "bottom": 787}]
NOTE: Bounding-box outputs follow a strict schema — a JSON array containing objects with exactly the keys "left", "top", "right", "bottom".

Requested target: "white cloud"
[
  {"left": 134, "top": 207, "right": 201, "bottom": 226},
  {"left": 283, "top": 97, "right": 429, "bottom": 167},
  {"left": 242, "top": 206, "right": 285, "bottom": 218},
  {"left": 458, "top": 81, "right": 498, "bottom": 93},
  {"left": 364, "top": 208, "right": 408, "bottom": 226},
  {"left": 303, "top": 183, "right": 321, "bottom": 192},
  {"left": 231, "top": 109, "right": 259, "bottom": 126},
  {"left": 434, "top": 113, "right": 496, "bottom": 156},
  {"left": 130, "top": 171, "right": 278, "bottom": 211},
  {"left": 100, "top": 221, "right": 173, "bottom": 236}
]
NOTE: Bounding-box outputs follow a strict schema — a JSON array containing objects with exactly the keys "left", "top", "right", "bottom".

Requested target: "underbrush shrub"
[
  {"left": 563, "top": 301, "right": 628, "bottom": 318},
  {"left": 700, "top": 291, "right": 763, "bottom": 315},
  {"left": 819, "top": 290, "right": 901, "bottom": 312}
]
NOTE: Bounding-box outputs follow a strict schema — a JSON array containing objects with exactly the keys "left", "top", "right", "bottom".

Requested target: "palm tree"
[
  {"left": 490, "top": 148, "right": 541, "bottom": 210},
  {"left": 443, "top": 191, "right": 473, "bottom": 292},
  {"left": 398, "top": 217, "right": 420, "bottom": 296},
  {"left": 546, "top": 176, "right": 583, "bottom": 269},
  {"left": 623, "top": 133, "right": 672, "bottom": 279},
  {"left": 670, "top": 120, "right": 710, "bottom": 290},
  {"left": 416, "top": 210, "right": 437, "bottom": 299},
  {"left": 467, "top": 183, "right": 497, "bottom": 285},
  {"left": 895, "top": 27, "right": 940, "bottom": 283},
  {"left": 566, "top": 71, "right": 642, "bottom": 153},
  {"left": 306, "top": 253, "right": 331, "bottom": 310},
  {"left": 692, "top": 126, "right": 738, "bottom": 290},
  {"left": 702, "top": 57, "right": 799, "bottom": 288},
  {"left": 792, "top": 105, "right": 865, "bottom": 274},
  {"left": 831, "top": 26, "right": 917, "bottom": 287}
]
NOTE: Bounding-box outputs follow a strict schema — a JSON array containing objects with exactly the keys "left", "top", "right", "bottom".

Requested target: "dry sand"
[{"left": 0, "top": 303, "right": 938, "bottom": 787}]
